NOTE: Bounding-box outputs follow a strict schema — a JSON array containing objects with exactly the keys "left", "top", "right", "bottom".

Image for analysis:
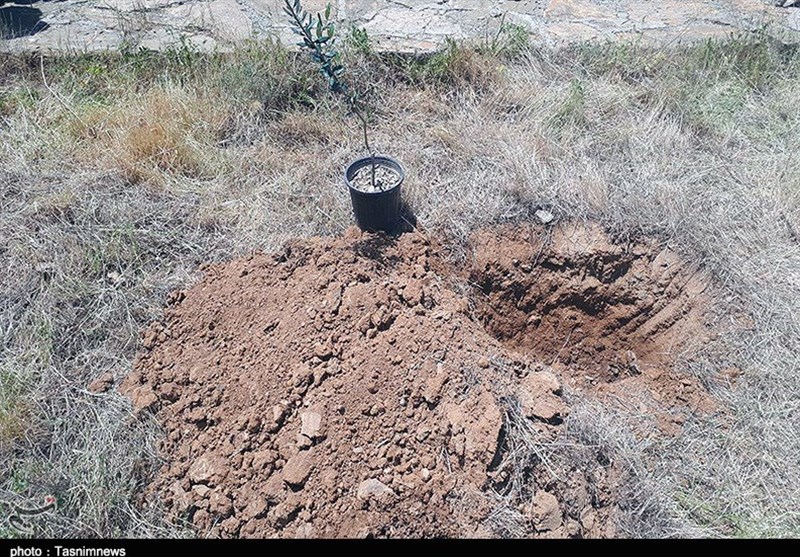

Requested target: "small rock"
[
  {"left": 242, "top": 497, "right": 268, "bottom": 521},
  {"left": 524, "top": 370, "right": 561, "bottom": 395},
  {"left": 313, "top": 341, "right": 333, "bottom": 359},
  {"left": 401, "top": 279, "right": 424, "bottom": 306},
  {"left": 188, "top": 454, "right": 228, "bottom": 486},
  {"left": 166, "top": 289, "right": 186, "bottom": 306},
  {"left": 269, "top": 403, "right": 288, "bottom": 432},
  {"left": 373, "top": 306, "right": 395, "bottom": 329},
  {"left": 535, "top": 209, "right": 554, "bottom": 224},
  {"left": 141, "top": 329, "right": 158, "bottom": 350},
  {"left": 283, "top": 451, "right": 314, "bottom": 488},
  {"left": 219, "top": 516, "right": 241, "bottom": 535},
  {"left": 415, "top": 426, "right": 431, "bottom": 442},
  {"left": 295, "top": 522, "right": 315, "bottom": 538},
  {"left": 264, "top": 474, "right": 286, "bottom": 501},
  {"left": 321, "top": 282, "right": 342, "bottom": 313},
  {"left": 422, "top": 364, "right": 449, "bottom": 405},
  {"left": 300, "top": 410, "right": 324, "bottom": 440},
  {"left": 530, "top": 491, "right": 562, "bottom": 532},
  {"left": 312, "top": 366, "right": 327, "bottom": 385},
  {"left": 192, "top": 508, "right": 210, "bottom": 529},
  {"left": 356, "top": 478, "right": 395, "bottom": 501},
  {"left": 251, "top": 449, "right": 278, "bottom": 472},
  {"left": 296, "top": 434, "right": 312, "bottom": 449},
  {"left": 191, "top": 484, "right": 211, "bottom": 499},
  {"left": 208, "top": 490, "right": 233, "bottom": 517},
  {"left": 292, "top": 363, "right": 313, "bottom": 386},
  {"left": 271, "top": 496, "right": 302, "bottom": 528},
  {"left": 579, "top": 507, "right": 597, "bottom": 531},
  {"left": 520, "top": 392, "right": 567, "bottom": 422},
  {"left": 158, "top": 382, "right": 180, "bottom": 402},
  {"left": 356, "top": 314, "right": 372, "bottom": 334},
  {"left": 240, "top": 518, "right": 258, "bottom": 537},
  {"left": 169, "top": 481, "right": 192, "bottom": 512},
  {"left": 245, "top": 415, "right": 262, "bottom": 433},
  {"left": 477, "top": 356, "right": 490, "bottom": 369}
]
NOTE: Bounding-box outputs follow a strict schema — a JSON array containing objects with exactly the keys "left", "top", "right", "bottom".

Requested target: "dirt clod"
[
  {"left": 87, "top": 372, "right": 115, "bottom": 393},
  {"left": 529, "top": 491, "right": 562, "bottom": 532},
  {"left": 282, "top": 451, "right": 314, "bottom": 488}
]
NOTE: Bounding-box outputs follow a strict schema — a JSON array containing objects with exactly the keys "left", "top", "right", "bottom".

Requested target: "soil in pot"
[{"left": 350, "top": 162, "right": 401, "bottom": 193}]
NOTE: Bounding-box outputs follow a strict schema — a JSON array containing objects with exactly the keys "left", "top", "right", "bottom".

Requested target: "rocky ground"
[
  {"left": 118, "top": 222, "right": 719, "bottom": 538},
  {"left": 1, "top": 0, "right": 798, "bottom": 54}
]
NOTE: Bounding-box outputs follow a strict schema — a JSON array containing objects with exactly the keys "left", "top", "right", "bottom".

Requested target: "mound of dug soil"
[{"left": 121, "top": 223, "right": 717, "bottom": 538}]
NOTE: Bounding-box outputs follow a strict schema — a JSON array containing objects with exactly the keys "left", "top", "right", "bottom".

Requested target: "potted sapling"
[{"left": 283, "top": 0, "right": 405, "bottom": 233}]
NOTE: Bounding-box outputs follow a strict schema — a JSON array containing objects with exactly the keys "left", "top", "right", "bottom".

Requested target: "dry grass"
[
  {"left": 1, "top": 29, "right": 799, "bottom": 538},
  {"left": 68, "top": 85, "right": 229, "bottom": 184}
]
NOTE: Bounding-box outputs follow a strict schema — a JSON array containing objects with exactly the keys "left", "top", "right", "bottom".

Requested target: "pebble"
[
  {"left": 356, "top": 479, "right": 396, "bottom": 500},
  {"left": 300, "top": 410, "right": 324, "bottom": 439},
  {"left": 535, "top": 209, "right": 555, "bottom": 224}
]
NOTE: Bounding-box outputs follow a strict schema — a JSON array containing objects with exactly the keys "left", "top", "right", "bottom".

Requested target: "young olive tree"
[{"left": 283, "top": 0, "right": 376, "bottom": 185}]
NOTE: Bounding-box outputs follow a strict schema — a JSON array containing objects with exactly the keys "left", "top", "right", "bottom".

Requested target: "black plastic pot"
[{"left": 345, "top": 155, "right": 405, "bottom": 233}]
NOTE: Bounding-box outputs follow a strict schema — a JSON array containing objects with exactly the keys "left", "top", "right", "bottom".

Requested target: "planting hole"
[{"left": 469, "top": 222, "right": 713, "bottom": 387}]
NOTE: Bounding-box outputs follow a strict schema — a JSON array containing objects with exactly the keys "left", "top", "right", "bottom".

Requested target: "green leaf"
[
  {"left": 325, "top": 3, "right": 331, "bottom": 20},
  {"left": 316, "top": 14, "right": 323, "bottom": 39}
]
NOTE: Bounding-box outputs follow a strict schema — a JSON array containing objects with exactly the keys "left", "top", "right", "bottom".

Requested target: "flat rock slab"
[{"left": 1, "top": 1, "right": 796, "bottom": 54}]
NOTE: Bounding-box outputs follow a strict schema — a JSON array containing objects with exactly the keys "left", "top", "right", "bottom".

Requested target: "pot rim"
[{"left": 344, "top": 154, "right": 405, "bottom": 195}]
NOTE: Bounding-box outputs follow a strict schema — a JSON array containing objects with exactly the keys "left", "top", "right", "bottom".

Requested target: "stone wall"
[{"left": 0, "top": 0, "right": 798, "bottom": 54}]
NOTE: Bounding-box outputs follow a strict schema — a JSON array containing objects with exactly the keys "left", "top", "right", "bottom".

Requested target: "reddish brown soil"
[
  {"left": 121, "top": 223, "right": 718, "bottom": 538},
  {"left": 470, "top": 223, "right": 717, "bottom": 435}
]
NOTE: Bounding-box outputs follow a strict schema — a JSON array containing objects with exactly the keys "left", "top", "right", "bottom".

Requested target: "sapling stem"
[
  {"left": 284, "top": 0, "right": 379, "bottom": 190},
  {"left": 351, "top": 100, "right": 375, "bottom": 189}
]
